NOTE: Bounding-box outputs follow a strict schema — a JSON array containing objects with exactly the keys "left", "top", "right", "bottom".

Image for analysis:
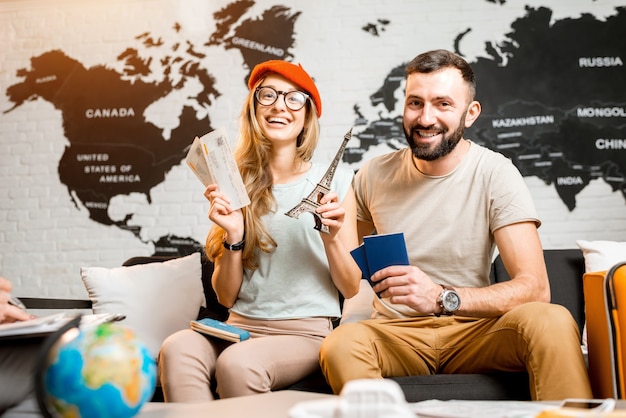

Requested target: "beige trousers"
[
  {"left": 319, "top": 302, "right": 592, "bottom": 400},
  {"left": 158, "top": 312, "right": 333, "bottom": 402}
]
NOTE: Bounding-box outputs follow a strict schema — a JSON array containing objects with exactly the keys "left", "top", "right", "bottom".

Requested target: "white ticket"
[
  {"left": 186, "top": 136, "right": 213, "bottom": 186},
  {"left": 186, "top": 128, "right": 250, "bottom": 210}
]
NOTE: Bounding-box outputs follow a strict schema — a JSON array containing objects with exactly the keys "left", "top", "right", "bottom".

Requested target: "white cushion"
[
  {"left": 576, "top": 240, "right": 626, "bottom": 273},
  {"left": 81, "top": 252, "right": 205, "bottom": 358}
]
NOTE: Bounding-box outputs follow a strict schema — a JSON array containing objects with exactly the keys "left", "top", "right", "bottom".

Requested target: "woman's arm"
[
  {"left": 318, "top": 186, "right": 362, "bottom": 299},
  {"left": 204, "top": 184, "right": 245, "bottom": 308}
]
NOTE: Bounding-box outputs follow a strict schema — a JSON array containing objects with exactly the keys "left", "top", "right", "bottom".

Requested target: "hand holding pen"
[
  {"left": 0, "top": 276, "right": 33, "bottom": 323},
  {"left": 8, "top": 294, "right": 26, "bottom": 309}
]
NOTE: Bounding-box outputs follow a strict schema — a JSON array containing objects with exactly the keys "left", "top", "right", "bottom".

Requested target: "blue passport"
[
  {"left": 350, "top": 232, "right": 409, "bottom": 286},
  {"left": 350, "top": 244, "right": 371, "bottom": 280},
  {"left": 363, "top": 232, "right": 409, "bottom": 274}
]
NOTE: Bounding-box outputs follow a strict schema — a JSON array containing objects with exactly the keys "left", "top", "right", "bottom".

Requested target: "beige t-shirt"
[{"left": 354, "top": 141, "right": 540, "bottom": 318}]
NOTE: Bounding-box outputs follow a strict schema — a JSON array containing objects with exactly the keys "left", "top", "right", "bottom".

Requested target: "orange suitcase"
[{"left": 584, "top": 261, "right": 626, "bottom": 399}]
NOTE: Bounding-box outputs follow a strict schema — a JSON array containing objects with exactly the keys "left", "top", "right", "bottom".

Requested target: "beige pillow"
[
  {"left": 81, "top": 252, "right": 205, "bottom": 358},
  {"left": 577, "top": 240, "right": 626, "bottom": 273},
  {"left": 340, "top": 280, "right": 375, "bottom": 325}
]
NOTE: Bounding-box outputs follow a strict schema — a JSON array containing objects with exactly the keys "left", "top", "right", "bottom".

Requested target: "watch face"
[{"left": 443, "top": 291, "right": 460, "bottom": 311}]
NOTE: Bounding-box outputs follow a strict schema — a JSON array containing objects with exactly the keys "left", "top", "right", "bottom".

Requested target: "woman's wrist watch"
[
  {"left": 437, "top": 285, "right": 461, "bottom": 314},
  {"left": 222, "top": 237, "right": 245, "bottom": 251}
]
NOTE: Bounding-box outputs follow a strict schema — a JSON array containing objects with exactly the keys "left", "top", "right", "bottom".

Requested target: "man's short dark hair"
[{"left": 405, "top": 49, "right": 476, "bottom": 100}]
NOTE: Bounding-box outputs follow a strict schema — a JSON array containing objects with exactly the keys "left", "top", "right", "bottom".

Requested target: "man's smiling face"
[{"left": 402, "top": 67, "right": 473, "bottom": 162}]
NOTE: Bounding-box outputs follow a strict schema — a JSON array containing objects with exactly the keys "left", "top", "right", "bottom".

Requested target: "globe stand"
[{"left": 33, "top": 314, "right": 82, "bottom": 418}]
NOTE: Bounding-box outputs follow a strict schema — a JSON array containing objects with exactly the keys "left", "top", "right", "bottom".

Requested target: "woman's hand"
[
  {"left": 204, "top": 185, "right": 244, "bottom": 241},
  {"left": 316, "top": 191, "right": 344, "bottom": 239}
]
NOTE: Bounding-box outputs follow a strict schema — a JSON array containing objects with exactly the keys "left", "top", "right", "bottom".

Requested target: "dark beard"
[{"left": 404, "top": 120, "right": 465, "bottom": 161}]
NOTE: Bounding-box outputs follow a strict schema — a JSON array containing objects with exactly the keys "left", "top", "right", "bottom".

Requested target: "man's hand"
[{"left": 370, "top": 265, "right": 443, "bottom": 314}]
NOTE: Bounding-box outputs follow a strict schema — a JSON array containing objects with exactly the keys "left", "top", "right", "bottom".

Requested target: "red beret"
[{"left": 248, "top": 60, "right": 322, "bottom": 118}]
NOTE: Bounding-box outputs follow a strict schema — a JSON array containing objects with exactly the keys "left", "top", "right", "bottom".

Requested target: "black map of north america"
[{"left": 4, "top": 2, "right": 300, "bottom": 251}]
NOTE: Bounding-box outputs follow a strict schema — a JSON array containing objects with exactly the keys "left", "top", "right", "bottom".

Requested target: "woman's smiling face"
[{"left": 255, "top": 74, "right": 307, "bottom": 145}]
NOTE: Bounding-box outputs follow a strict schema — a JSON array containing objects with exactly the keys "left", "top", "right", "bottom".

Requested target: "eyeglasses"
[{"left": 254, "top": 86, "right": 309, "bottom": 111}]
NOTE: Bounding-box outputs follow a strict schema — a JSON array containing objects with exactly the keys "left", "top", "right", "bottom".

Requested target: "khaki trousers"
[
  {"left": 158, "top": 312, "right": 333, "bottom": 402},
  {"left": 319, "top": 302, "right": 592, "bottom": 400}
]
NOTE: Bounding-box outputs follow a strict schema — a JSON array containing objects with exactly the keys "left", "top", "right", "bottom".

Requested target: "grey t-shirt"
[{"left": 231, "top": 164, "right": 354, "bottom": 320}]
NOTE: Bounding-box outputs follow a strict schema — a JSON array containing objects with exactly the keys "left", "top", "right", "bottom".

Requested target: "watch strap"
[{"left": 223, "top": 238, "right": 245, "bottom": 251}]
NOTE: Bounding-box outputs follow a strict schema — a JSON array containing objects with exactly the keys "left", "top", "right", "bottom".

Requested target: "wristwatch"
[
  {"left": 222, "top": 237, "right": 245, "bottom": 251},
  {"left": 437, "top": 285, "right": 461, "bottom": 314}
]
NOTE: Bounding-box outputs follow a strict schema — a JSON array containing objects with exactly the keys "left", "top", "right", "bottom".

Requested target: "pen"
[{"left": 8, "top": 294, "right": 26, "bottom": 310}]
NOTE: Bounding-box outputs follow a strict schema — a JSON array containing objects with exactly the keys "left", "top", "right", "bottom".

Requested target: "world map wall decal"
[{"left": 4, "top": 2, "right": 625, "bottom": 256}]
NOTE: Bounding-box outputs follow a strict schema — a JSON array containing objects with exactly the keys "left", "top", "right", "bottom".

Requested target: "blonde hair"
[{"left": 205, "top": 76, "right": 320, "bottom": 270}]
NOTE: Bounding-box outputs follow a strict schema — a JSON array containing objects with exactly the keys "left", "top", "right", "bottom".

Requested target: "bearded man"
[{"left": 319, "top": 49, "right": 592, "bottom": 401}]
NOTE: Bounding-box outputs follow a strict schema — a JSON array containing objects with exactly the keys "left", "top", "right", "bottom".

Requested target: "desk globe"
[{"left": 35, "top": 319, "right": 156, "bottom": 418}]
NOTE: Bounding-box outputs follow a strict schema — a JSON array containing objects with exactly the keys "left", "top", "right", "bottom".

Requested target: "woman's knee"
[
  {"left": 159, "top": 329, "right": 221, "bottom": 374},
  {"left": 161, "top": 330, "right": 200, "bottom": 359},
  {"left": 215, "top": 348, "right": 248, "bottom": 377},
  {"left": 215, "top": 347, "right": 270, "bottom": 396},
  {"left": 160, "top": 330, "right": 188, "bottom": 363}
]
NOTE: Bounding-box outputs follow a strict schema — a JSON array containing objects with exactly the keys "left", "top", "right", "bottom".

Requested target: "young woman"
[{"left": 158, "top": 60, "right": 361, "bottom": 401}]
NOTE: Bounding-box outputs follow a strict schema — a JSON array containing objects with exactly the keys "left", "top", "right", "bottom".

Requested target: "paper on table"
[
  {"left": 410, "top": 399, "right": 558, "bottom": 418},
  {"left": 0, "top": 312, "right": 125, "bottom": 339},
  {"left": 185, "top": 128, "right": 250, "bottom": 210}
]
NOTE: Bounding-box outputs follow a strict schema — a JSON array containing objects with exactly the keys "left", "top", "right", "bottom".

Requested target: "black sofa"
[
  {"left": 22, "top": 248, "right": 586, "bottom": 402},
  {"left": 288, "top": 248, "right": 586, "bottom": 401}
]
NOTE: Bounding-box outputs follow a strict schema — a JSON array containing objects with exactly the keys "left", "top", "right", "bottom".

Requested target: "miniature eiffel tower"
[{"left": 285, "top": 128, "right": 352, "bottom": 233}]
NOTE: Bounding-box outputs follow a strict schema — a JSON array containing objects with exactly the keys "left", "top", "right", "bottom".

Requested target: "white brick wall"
[{"left": 1, "top": 0, "right": 625, "bottom": 298}]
